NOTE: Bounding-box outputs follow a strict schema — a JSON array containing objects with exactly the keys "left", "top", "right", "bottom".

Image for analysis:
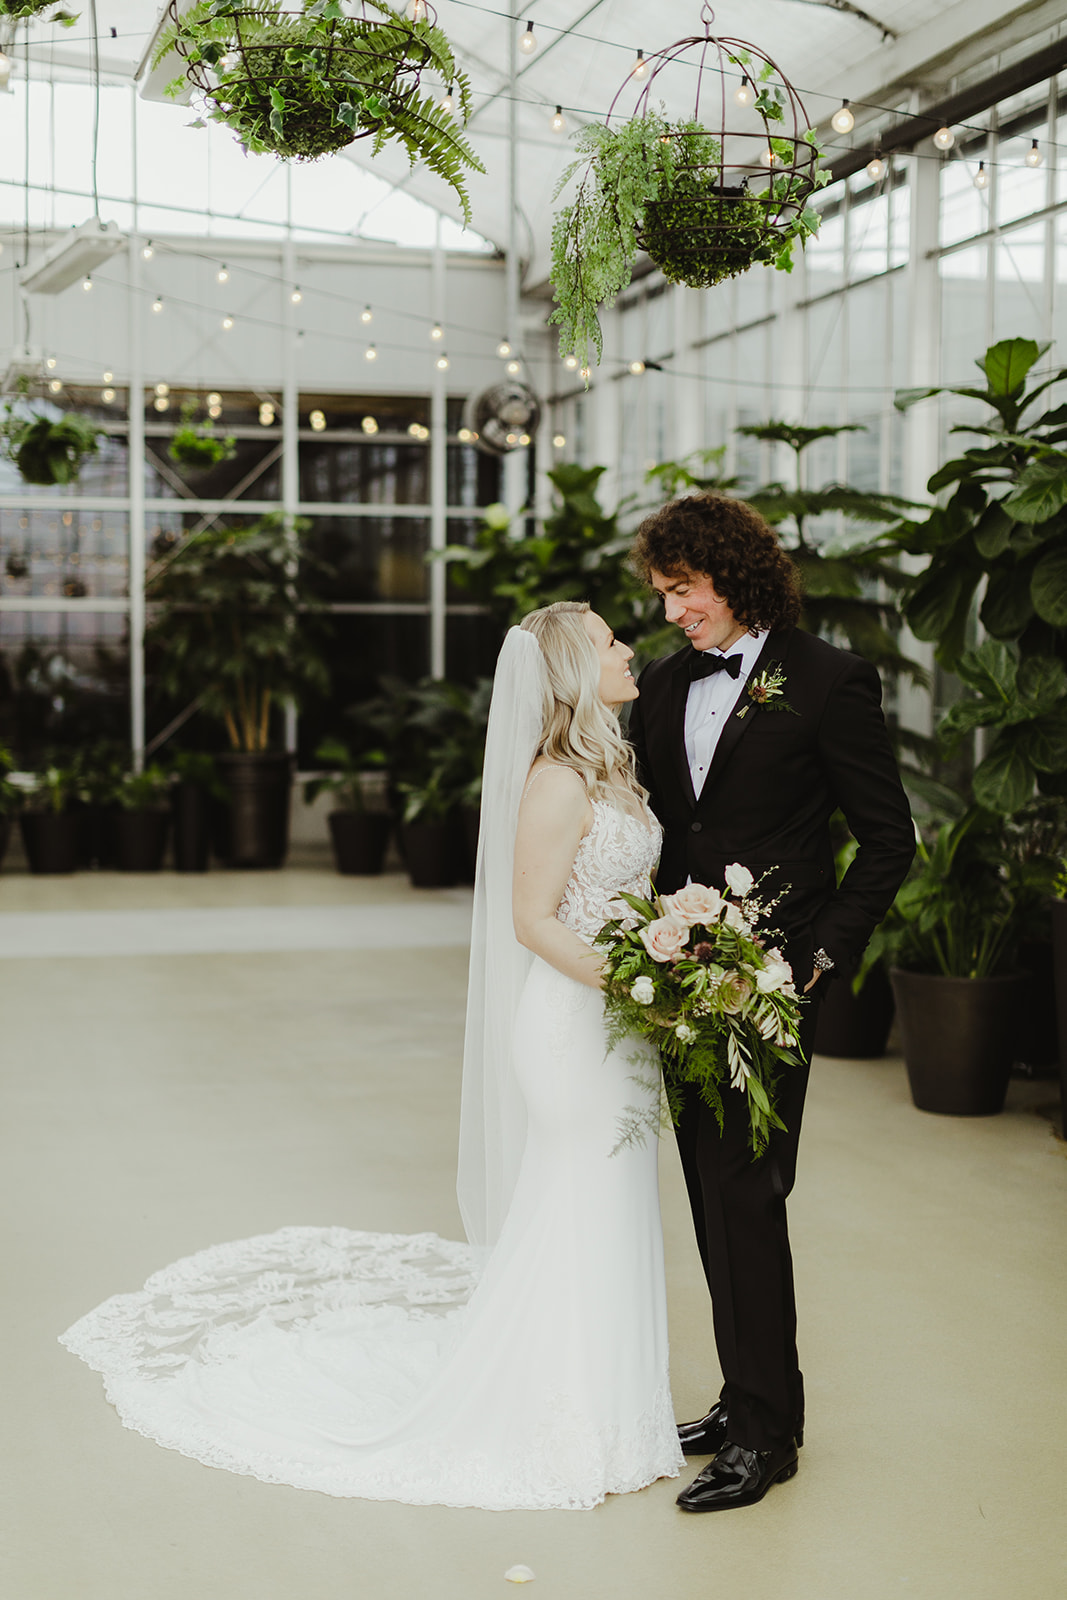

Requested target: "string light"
[
  {"left": 48, "top": 378, "right": 62, "bottom": 393},
  {"left": 217, "top": 264, "right": 229, "bottom": 283},
  {"left": 309, "top": 409, "right": 327, "bottom": 431},
  {"left": 866, "top": 152, "right": 886, "bottom": 181},
  {"left": 154, "top": 396, "right": 169, "bottom": 412},
  {"left": 221, "top": 314, "right": 234, "bottom": 329},
  {"left": 45, "top": 358, "right": 56, "bottom": 370},
  {"left": 207, "top": 403, "right": 222, "bottom": 419},
  {"left": 550, "top": 105, "right": 566, "bottom": 133},
  {"left": 1025, "top": 139, "right": 1043, "bottom": 168},
  {"left": 734, "top": 74, "right": 753, "bottom": 108},
  {"left": 933, "top": 126, "right": 955, "bottom": 150},
  {"left": 518, "top": 433, "right": 530, "bottom": 446},
  {"left": 82, "top": 275, "right": 93, "bottom": 292},
  {"left": 628, "top": 360, "right": 646, "bottom": 375},
  {"left": 430, "top": 322, "right": 444, "bottom": 340},
  {"left": 552, "top": 433, "right": 566, "bottom": 447},
  {"left": 831, "top": 100, "right": 854, "bottom": 134},
  {"left": 506, "top": 358, "right": 521, "bottom": 375},
  {"left": 220, "top": 50, "right": 240, "bottom": 73},
  {"left": 102, "top": 370, "right": 113, "bottom": 383},
  {"left": 364, "top": 344, "right": 377, "bottom": 361},
  {"left": 0, "top": 50, "right": 12, "bottom": 93},
  {"left": 505, "top": 432, "right": 518, "bottom": 445},
  {"left": 405, "top": 0, "right": 427, "bottom": 20},
  {"left": 497, "top": 338, "right": 511, "bottom": 358},
  {"left": 457, "top": 427, "right": 473, "bottom": 442},
  {"left": 974, "top": 160, "right": 989, "bottom": 189},
  {"left": 141, "top": 240, "right": 154, "bottom": 260},
  {"left": 408, "top": 422, "right": 430, "bottom": 440},
  {"left": 519, "top": 20, "right": 537, "bottom": 54},
  {"left": 102, "top": 387, "right": 115, "bottom": 403},
  {"left": 632, "top": 49, "right": 648, "bottom": 82},
  {"left": 563, "top": 354, "right": 578, "bottom": 370},
  {"left": 361, "top": 416, "right": 378, "bottom": 434},
  {"left": 207, "top": 392, "right": 221, "bottom": 406},
  {"left": 760, "top": 147, "right": 777, "bottom": 166},
  {"left": 361, "top": 305, "right": 372, "bottom": 323},
  {"left": 155, "top": 382, "right": 169, "bottom": 396},
  {"left": 435, "top": 353, "right": 450, "bottom": 370},
  {"left": 439, "top": 84, "right": 454, "bottom": 113},
  {"left": 152, "top": 296, "right": 163, "bottom": 313},
  {"left": 579, "top": 365, "right": 591, "bottom": 380},
  {"left": 290, "top": 286, "right": 303, "bottom": 303},
  {"left": 259, "top": 401, "right": 275, "bottom": 425}
]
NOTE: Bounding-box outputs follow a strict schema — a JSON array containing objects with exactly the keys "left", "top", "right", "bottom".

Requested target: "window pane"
[{"left": 302, "top": 515, "right": 429, "bottom": 601}]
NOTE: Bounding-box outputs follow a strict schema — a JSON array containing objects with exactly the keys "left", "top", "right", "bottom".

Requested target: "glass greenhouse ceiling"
[{"left": 0, "top": 0, "right": 1037, "bottom": 273}]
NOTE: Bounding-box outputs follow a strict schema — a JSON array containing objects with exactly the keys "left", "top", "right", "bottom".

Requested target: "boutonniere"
[{"left": 736, "top": 662, "right": 799, "bottom": 719}]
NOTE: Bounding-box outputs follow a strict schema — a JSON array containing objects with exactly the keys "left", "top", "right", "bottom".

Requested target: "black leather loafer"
[
  {"left": 677, "top": 1399, "right": 728, "bottom": 1456},
  {"left": 675, "top": 1438, "right": 799, "bottom": 1513}
]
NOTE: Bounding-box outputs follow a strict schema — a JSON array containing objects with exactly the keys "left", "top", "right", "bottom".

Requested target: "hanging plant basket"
[
  {"left": 550, "top": 2, "right": 827, "bottom": 369},
  {"left": 154, "top": 0, "right": 483, "bottom": 220},
  {"left": 0, "top": 402, "right": 102, "bottom": 486},
  {"left": 0, "top": 2, "right": 79, "bottom": 22},
  {"left": 168, "top": 403, "right": 237, "bottom": 471}
]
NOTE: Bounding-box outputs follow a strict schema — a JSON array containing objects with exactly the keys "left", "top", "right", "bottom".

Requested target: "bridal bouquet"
[{"left": 594, "top": 866, "right": 803, "bottom": 1157}]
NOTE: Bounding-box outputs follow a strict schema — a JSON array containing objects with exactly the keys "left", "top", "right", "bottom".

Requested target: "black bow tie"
[{"left": 689, "top": 651, "right": 743, "bottom": 682}]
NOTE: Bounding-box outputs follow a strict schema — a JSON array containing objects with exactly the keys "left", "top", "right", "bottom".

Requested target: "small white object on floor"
[{"left": 505, "top": 1566, "right": 536, "bottom": 1584}]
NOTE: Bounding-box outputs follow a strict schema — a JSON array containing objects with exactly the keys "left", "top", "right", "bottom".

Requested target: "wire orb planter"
[
  {"left": 154, "top": 0, "right": 483, "bottom": 219},
  {"left": 550, "top": 4, "right": 827, "bottom": 369}
]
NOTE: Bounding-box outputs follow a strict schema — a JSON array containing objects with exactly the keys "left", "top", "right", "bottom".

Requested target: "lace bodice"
[{"left": 556, "top": 799, "right": 662, "bottom": 945}]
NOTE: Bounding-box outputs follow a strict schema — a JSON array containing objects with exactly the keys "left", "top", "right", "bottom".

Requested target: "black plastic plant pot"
[
  {"left": 0, "top": 816, "right": 10, "bottom": 870},
  {"left": 216, "top": 752, "right": 293, "bottom": 870},
  {"left": 328, "top": 810, "right": 391, "bottom": 876},
  {"left": 113, "top": 808, "right": 170, "bottom": 872},
  {"left": 812, "top": 963, "right": 895, "bottom": 1060},
  {"left": 19, "top": 811, "right": 80, "bottom": 874},
  {"left": 402, "top": 818, "right": 459, "bottom": 888},
  {"left": 76, "top": 804, "right": 118, "bottom": 869},
  {"left": 890, "top": 968, "right": 1029, "bottom": 1116},
  {"left": 172, "top": 780, "right": 211, "bottom": 873}
]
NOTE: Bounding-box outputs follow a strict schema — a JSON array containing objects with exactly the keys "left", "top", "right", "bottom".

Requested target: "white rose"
[
  {"left": 721, "top": 901, "right": 746, "bottom": 932},
  {"left": 630, "top": 975, "right": 655, "bottom": 1005},
  {"left": 723, "top": 862, "right": 754, "bottom": 899},
  {"left": 755, "top": 955, "right": 794, "bottom": 995},
  {"left": 675, "top": 1021, "right": 696, "bottom": 1043}
]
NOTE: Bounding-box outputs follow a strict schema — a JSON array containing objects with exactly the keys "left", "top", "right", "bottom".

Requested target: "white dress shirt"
[{"left": 685, "top": 629, "right": 769, "bottom": 799}]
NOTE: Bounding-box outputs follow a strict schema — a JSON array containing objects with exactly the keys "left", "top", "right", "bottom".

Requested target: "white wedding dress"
[{"left": 60, "top": 799, "right": 684, "bottom": 1511}]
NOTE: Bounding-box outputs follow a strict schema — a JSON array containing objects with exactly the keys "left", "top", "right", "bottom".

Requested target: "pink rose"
[
  {"left": 661, "top": 883, "right": 724, "bottom": 925},
  {"left": 639, "top": 914, "right": 691, "bottom": 964},
  {"left": 718, "top": 971, "right": 753, "bottom": 1014}
]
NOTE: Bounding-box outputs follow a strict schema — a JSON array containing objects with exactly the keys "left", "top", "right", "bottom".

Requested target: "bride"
[{"left": 61, "top": 602, "right": 684, "bottom": 1511}]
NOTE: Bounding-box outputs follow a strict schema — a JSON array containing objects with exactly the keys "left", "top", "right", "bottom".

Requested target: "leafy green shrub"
[{"left": 0, "top": 410, "right": 102, "bottom": 486}]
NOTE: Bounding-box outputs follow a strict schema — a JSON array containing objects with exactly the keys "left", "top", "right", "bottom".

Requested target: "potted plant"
[
  {"left": 168, "top": 751, "right": 225, "bottom": 873},
  {"left": 168, "top": 401, "right": 236, "bottom": 472},
  {"left": 18, "top": 764, "right": 82, "bottom": 874},
  {"left": 550, "top": 109, "right": 825, "bottom": 369},
  {"left": 146, "top": 514, "right": 330, "bottom": 868},
  {"left": 304, "top": 737, "right": 391, "bottom": 875},
  {"left": 110, "top": 766, "right": 172, "bottom": 872},
  {"left": 398, "top": 766, "right": 459, "bottom": 888},
  {"left": 0, "top": 396, "right": 103, "bottom": 487},
  {"left": 155, "top": 0, "right": 482, "bottom": 220}
]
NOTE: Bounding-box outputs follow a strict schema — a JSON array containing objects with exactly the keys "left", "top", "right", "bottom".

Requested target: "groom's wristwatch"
[{"left": 812, "top": 948, "right": 835, "bottom": 973}]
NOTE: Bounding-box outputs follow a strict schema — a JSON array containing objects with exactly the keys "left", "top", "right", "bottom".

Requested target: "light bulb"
[
  {"left": 82, "top": 275, "right": 93, "bottom": 292},
  {"left": 46, "top": 357, "right": 56, "bottom": 370},
  {"left": 152, "top": 297, "right": 163, "bottom": 313},
  {"left": 259, "top": 402, "right": 275, "bottom": 425},
  {"left": 49, "top": 378, "right": 62, "bottom": 393},
  {"left": 519, "top": 20, "right": 537, "bottom": 54},
  {"left": 221, "top": 314, "right": 234, "bottom": 330},
  {"left": 564, "top": 354, "right": 578, "bottom": 370},
  {"left": 405, "top": 0, "right": 426, "bottom": 19},
  {"left": 102, "top": 387, "right": 115, "bottom": 403},
  {"left": 0, "top": 50, "right": 12, "bottom": 92},
  {"left": 361, "top": 305, "right": 372, "bottom": 323},
  {"left": 505, "top": 432, "right": 518, "bottom": 445},
  {"left": 579, "top": 364, "right": 591, "bottom": 379},
  {"left": 734, "top": 74, "right": 753, "bottom": 108},
  {"left": 207, "top": 392, "right": 221, "bottom": 406},
  {"left": 974, "top": 160, "right": 989, "bottom": 190},
  {"left": 550, "top": 105, "right": 566, "bottom": 133},
  {"left": 440, "top": 84, "right": 454, "bottom": 113},
  {"left": 866, "top": 153, "right": 886, "bottom": 181},
  {"left": 361, "top": 416, "right": 378, "bottom": 434},
  {"left": 628, "top": 360, "right": 645, "bottom": 375},
  {"left": 141, "top": 241, "right": 154, "bottom": 260},
  {"left": 364, "top": 345, "right": 377, "bottom": 361},
  {"left": 217, "top": 265, "right": 229, "bottom": 283},
  {"left": 632, "top": 49, "right": 648, "bottom": 82},
  {"left": 435, "top": 353, "right": 450, "bottom": 371},
  {"left": 497, "top": 339, "right": 511, "bottom": 358},
  {"left": 552, "top": 433, "right": 565, "bottom": 447},
  {"left": 933, "top": 126, "right": 955, "bottom": 150},
  {"left": 155, "top": 382, "right": 169, "bottom": 397},
  {"left": 518, "top": 433, "right": 531, "bottom": 446},
  {"left": 458, "top": 427, "right": 472, "bottom": 443},
  {"left": 760, "top": 147, "right": 776, "bottom": 167},
  {"left": 1025, "top": 139, "right": 1043, "bottom": 168},
  {"left": 430, "top": 322, "right": 443, "bottom": 340},
  {"left": 309, "top": 409, "right": 327, "bottom": 431},
  {"left": 102, "top": 370, "right": 113, "bottom": 383},
  {"left": 208, "top": 404, "right": 222, "bottom": 419},
  {"left": 831, "top": 100, "right": 854, "bottom": 135},
  {"left": 290, "top": 286, "right": 302, "bottom": 303},
  {"left": 220, "top": 50, "right": 240, "bottom": 73},
  {"left": 408, "top": 422, "right": 421, "bottom": 437},
  {"left": 506, "top": 359, "right": 521, "bottom": 376},
  {"left": 154, "top": 396, "right": 169, "bottom": 412}
]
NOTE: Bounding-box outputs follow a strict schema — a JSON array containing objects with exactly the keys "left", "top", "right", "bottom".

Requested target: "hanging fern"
[
  {"left": 154, "top": 0, "right": 483, "bottom": 221},
  {"left": 0, "top": 407, "right": 102, "bottom": 486},
  {"left": 0, "top": 1, "right": 78, "bottom": 21}
]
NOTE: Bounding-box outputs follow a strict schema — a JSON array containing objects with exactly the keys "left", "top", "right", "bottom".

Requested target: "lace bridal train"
[{"left": 60, "top": 632, "right": 684, "bottom": 1511}]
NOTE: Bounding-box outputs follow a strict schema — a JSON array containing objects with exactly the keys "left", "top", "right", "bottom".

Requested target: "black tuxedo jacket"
[{"left": 627, "top": 628, "right": 915, "bottom": 981}]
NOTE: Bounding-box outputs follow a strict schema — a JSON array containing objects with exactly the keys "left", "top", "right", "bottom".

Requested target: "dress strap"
[{"left": 521, "top": 763, "right": 588, "bottom": 806}]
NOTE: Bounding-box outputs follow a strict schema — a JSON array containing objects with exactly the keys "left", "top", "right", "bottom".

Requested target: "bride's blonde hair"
[{"left": 519, "top": 601, "right": 646, "bottom": 811}]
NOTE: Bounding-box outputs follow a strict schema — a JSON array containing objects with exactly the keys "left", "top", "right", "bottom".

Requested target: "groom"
[{"left": 627, "top": 492, "right": 914, "bottom": 1513}]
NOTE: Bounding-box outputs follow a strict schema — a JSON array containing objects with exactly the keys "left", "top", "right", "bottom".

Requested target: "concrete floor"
[{"left": 2, "top": 866, "right": 1065, "bottom": 1600}]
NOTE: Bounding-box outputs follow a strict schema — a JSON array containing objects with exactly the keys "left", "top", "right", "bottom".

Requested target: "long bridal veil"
[{"left": 456, "top": 624, "right": 547, "bottom": 1248}]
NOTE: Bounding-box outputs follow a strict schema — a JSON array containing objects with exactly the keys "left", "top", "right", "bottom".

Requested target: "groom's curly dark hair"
[{"left": 630, "top": 493, "right": 802, "bottom": 633}]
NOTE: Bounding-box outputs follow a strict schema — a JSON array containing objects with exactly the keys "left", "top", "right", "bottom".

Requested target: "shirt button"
[{"left": 691, "top": 821, "right": 702, "bottom": 833}]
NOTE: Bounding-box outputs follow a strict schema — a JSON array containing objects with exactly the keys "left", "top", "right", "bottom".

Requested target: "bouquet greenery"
[{"left": 595, "top": 866, "right": 803, "bottom": 1157}]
